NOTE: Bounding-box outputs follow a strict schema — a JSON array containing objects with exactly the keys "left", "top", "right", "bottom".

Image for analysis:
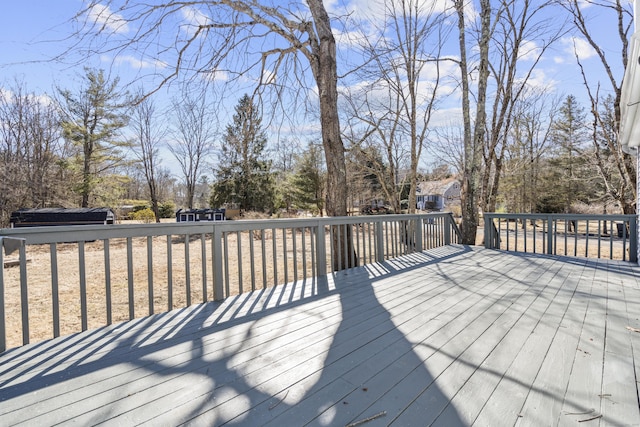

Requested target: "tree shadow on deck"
[{"left": 0, "top": 246, "right": 474, "bottom": 425}]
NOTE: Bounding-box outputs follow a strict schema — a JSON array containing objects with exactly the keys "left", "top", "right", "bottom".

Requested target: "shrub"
[
  {"left": 159, "top": 201, "right": 176, "bottom": 218},
  {"left": 130, "top": 207, "right": 156, "bottom": 223}
]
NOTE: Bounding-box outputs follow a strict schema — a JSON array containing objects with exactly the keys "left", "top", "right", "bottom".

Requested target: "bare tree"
[
  {"left": 454, "top": 0, "right": 492, "bottom": 245},
  {"left": 169, "top": 89, "right": 216, "bottom": 209},
  {"left": 271, "top": 137, "right": 300, "bottom": 173},
  {"left": 453, "top": 0, "right": 564, "bottom": 243},
  {"left": 0, "top": 80, "right": 69, "bottom": 225},
  {"left": 130, "top": 92, "right": 166, "bottom": 222},
  {"left": 343, "top": 88, "right": 409, "bottom": 214},
  {"left": 76, "top": 0, "right": 353, "bottom": 268},
  {"left": 431, "top": 123, "right": 466, "bottom": 179},
  {"left": 560, "top": 0, "right": 636, "bottom": 214},
  {"left": 343, "top": 0, "right": 446, "bottom": 214},
  {"left": 501, "top": 88, "right": 558, "bottom": 213},
  {"left": 481, "top": 0, "right": 566, "bottom": 213}
]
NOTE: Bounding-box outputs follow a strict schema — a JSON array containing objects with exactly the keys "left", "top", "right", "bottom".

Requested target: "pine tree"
[
  {"left": 290, "top": 142, "right": 325, "bottom": 215},
  {"left": 58, "top": 68, "right": 129, "bottom": 207},
  {"left": 210, "top": 95, "right": 274, "bottom": 213},
  {"left": 548, "top": 95, "right": 589, "bottom": 213}
]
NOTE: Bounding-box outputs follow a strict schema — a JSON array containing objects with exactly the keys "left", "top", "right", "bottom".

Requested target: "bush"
[
  {"left": 159, "top": 201, "right": 176, "bottom": 218},
  {"left": 130, "top": 208, "right": 156, "bottom": 223}
]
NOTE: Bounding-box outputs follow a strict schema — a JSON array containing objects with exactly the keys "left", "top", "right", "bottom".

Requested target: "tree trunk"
[
  {"left": 82, "top": 135, "right": 92, "bottom": 208},
  {"left": 307, "top": 0, "right": 356, "bottom": 270},
  {"left": 456, "top": 0, "right": 491, "bottom": 245}
]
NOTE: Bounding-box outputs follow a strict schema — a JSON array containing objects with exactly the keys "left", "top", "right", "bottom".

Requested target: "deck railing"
[
  {"left": 0, "top": 213, "right": 459, "bottom": 352},
  {"left": 483, "top": 213, "right": 638, "bottom": 263}
]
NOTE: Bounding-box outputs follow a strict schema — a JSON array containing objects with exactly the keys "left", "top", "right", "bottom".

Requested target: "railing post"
[
  {"left": 546, "top": 215, "right": 554, "bottom": 255},
  {"left": 483, "top": 215, "right": 490, "bottom": 248},
  {"left": 444, "top": 215, "right": 452, "bottom": 245},
  {"left": 0, "top": 237, "right": 27, "bottom": 350},
  {"left": 18, "top": 240, "right": 29, "bottom": 345},
  {"left": 414, "top": 218, "right": 423, "bottom": 252},
  {"left": 212, "top": 225, "right": 224, "bottom": 300},
  {"left": 629, "top": 215, "right": 638, "bottom": 263},
  {"left": 316, "top": 220, "right": 327, "bottom": 276},
  {"left": 0, "top": 238, "right": 5, "bottom": 352},
  {"left": 375, "top": 220, "right": 385, "bottom": 263}
]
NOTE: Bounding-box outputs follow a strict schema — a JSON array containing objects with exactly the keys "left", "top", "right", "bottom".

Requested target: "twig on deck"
[
  {"left": 268, "top": 389, "right": 290, "bottom": 410},
  {"left": 345, "top": 411, "right": 387, "bottom": 427},
  {"left": 578, "top": 414, "right": 603, "bottom": 423}
]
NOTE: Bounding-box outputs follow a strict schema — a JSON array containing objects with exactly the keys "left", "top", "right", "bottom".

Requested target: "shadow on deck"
[{"left": 1, "top": 245, "right": 639, "bottom": 426}]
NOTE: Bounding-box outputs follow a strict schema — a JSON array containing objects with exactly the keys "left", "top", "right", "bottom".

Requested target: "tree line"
[
  {"left": 1, "top": 0, "right": 637, "bottom": 254},
  {"left": 0, "top": 72, "right": 328, "bottom": 226}
]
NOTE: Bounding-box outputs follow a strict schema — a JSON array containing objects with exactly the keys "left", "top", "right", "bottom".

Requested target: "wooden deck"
[{"left": 1, "top": 245, "right": 639, "bottom": 426}]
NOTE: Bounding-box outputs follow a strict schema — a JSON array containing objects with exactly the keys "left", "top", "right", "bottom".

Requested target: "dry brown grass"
[
  {"left": 2, "top": 218, "right": 631, "bottom": 350},
  {"left": 2, "top": 227, "right": 334, "bottom": 349}
]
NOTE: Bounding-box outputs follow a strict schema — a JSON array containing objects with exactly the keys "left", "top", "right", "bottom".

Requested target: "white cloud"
[
  {"left": 328, "top": 0, "right": 451, "bottom": 27},
  {"left": 557, "top": 36, "right": 597, "bottom": 63},
  {"left": 518, "top": 40, "right": 542, "bottom": 62},
  {"left": 517, "top": 68, "right": 557, "bottom": 92},
  {"left": 87, "top": 3, "right": 129, "bottom": 34},
  {"left": 180, "top": 6, "right": 211, "bottom": 36},
  {"left": 0, "top": 87, "right": 54, "bottom": 108},
  {"left": 100, "top": 54, "right": 167, "bottom": 71},
  {"left": 200, "top": 69, "right": 230, "bottom": 83},
  {"left": 34, "top": 93, "right": 55, "bottom": 107},
  {"left": 113, "top": 55, "right": 167, "bottom": 70},
  {"left": 0, "top": 87, "right": 13, "bottom": 101},
  {"left": 333, "top": 28, "right": 371, "bottom": 49}
]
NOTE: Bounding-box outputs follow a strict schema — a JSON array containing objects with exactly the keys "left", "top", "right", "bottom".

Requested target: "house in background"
[{"left": 416, "top": 179, "right": 461, "bottom": 212}]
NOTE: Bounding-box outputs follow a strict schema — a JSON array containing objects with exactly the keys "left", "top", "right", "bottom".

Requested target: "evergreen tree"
[
  {"left": 58, "top": 68, "right": 129, "bottom": 207},
  {"left": 210, "top": 94, "right": 274, "bottom": 213},
  {"left": 548, "top": 95, "right": 590, "bottom": 213},
  {"left": 346, "top": 146, "right": 389, "bottom": 211},
  {"left": 290, "top": 142, "right": 325, "bottom": 215}
]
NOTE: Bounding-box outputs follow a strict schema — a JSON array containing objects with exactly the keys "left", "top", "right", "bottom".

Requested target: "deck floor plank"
[
  {"left": 1, "top": 246, "right": 639, "bottom": 426},
  {"left": 372, "top": 255, "right": 545, "bottom": 427},
  {"left": 419, "top": 254, "right": 563, "bottom": 426},
  {"left": 551, "top": 260, "right": 607, "bottom": 426},
  {"left": 600, "top": 260, "right": 640, "bottom": 426},
  {"left": 513, "top": 259, "right": 595, "bottom": 427},
  {"left": 67, "top": 251, "right": 475, "bottom": 426},
  {"left": 457, "top": 257, "right": 586, "bottom": 426},
  {"left": 264, "top": 251, "right": 518, "bottom": 427}
]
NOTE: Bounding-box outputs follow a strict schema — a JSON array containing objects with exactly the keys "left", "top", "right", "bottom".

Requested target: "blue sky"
[
  {"left": 0, "top": 1, "right": 88, "bottom": 92},
  {"left": 0, "top": 1, "right": 631, "bottom": 173},
  {"left": 0, "top": 1, "right": 626, "bottom": 100}
]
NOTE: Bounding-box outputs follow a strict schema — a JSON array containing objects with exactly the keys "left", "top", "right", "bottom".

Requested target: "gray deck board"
[
  {"left": 1, "top": 245, "right": 639, "bottom": 426},
  {"left": 601, "top": 259, "right": 640, "bottom": 426}
]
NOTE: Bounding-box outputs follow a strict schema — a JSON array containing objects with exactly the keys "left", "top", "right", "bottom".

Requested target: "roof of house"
[{"left": 417, "top": 179, "right": 460, "bottom": 195}]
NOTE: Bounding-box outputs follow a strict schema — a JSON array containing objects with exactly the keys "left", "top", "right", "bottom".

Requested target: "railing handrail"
[
  {"left": 483, "top": 212, "right": 638, "bottom": 263},
  {"left": 0, "top": 212, "right": 461, "bottom": 352},
  {"left": 0, "top": 213, "right": 455, "bottom": 245},
  {"left": 484, "top": 212, "right": 634, "bottom": 221}
]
